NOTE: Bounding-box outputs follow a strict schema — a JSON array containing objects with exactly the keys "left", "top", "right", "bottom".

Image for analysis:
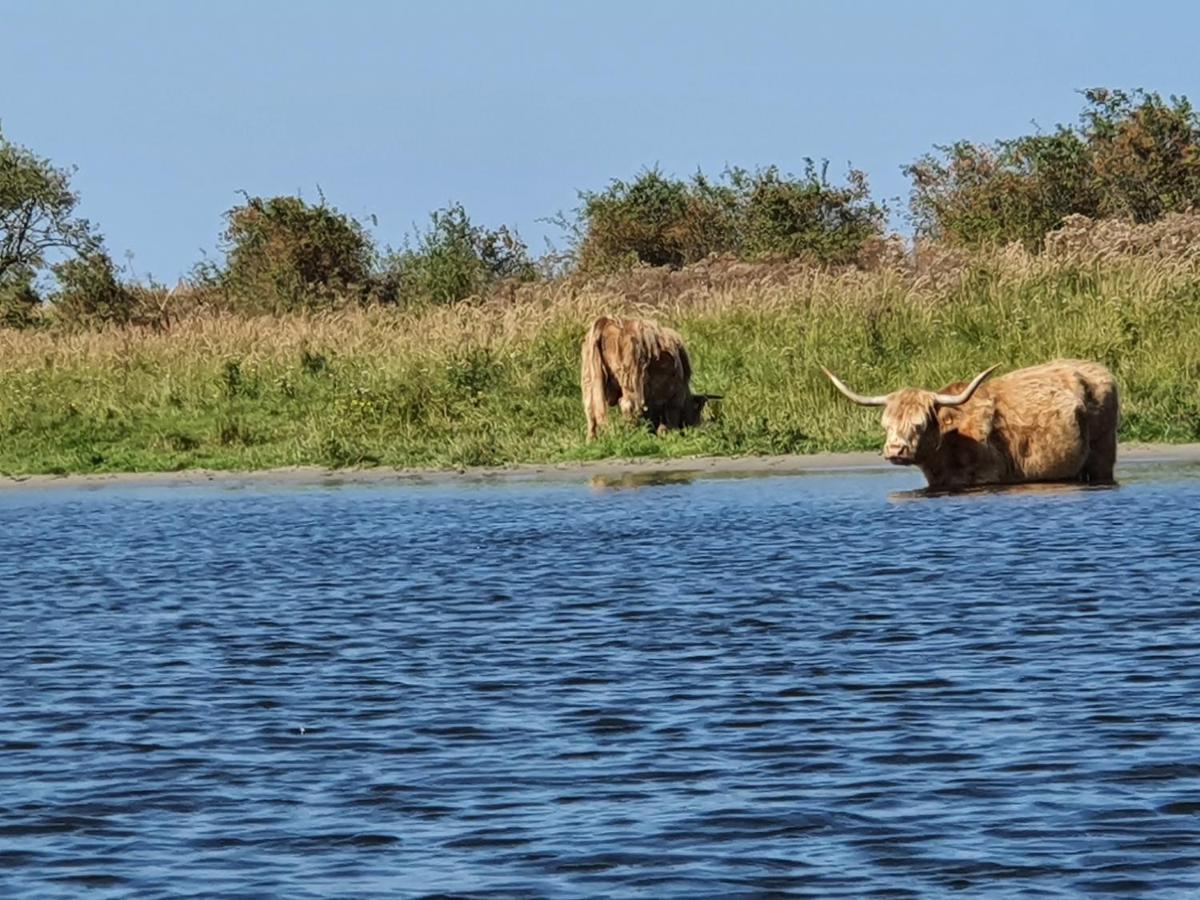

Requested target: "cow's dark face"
[
  {"left": 684, "top": 394, "right": 709, "bottom": 427},
  {"left": 684, "top": 394, "right": 722, "bottom": 427},
  {"left": 879, "top": 390, "right": 939, "bottom": 466}
]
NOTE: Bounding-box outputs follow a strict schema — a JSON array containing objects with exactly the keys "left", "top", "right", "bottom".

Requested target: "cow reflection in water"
[
  {"left": 822, "top": 359, "right": 1119, "bottom": 491},
  {"left": 588, "top": 471, "right": 697, "bottom": 492},
  {"left": 888, "top": 479, "right": 1120, "bottom": 503}
]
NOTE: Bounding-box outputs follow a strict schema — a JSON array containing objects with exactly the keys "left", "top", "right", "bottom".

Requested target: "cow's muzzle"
[{"left": 884, "top": 446, "right": 915, "bottom": 465}]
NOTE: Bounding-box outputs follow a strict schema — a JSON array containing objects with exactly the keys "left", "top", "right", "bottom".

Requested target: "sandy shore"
[{"left": 2, "top": 443, "right": 1199, "bottom": 492}]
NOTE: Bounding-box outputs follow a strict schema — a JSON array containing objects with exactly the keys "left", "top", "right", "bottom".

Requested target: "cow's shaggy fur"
[
  {"left": 823, "top": 359, "right": 1119, "bottom": 490},
  {"left": 580, "top": 316, "right": 712, "bottom": 441}
]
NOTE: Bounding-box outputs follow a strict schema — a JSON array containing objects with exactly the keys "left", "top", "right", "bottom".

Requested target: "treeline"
[{"left": 3, "top": 87, "right": 1199, "bottom": 330}]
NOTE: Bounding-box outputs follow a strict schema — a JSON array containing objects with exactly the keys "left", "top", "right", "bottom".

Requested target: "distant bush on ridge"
[
  {"left": 573, "top": 162, "right": 885, "bottom": 272},
  {"left": 198, "top": 194, "right": 375, "bottom": 313},
  {"left": 907, "top": 88, "right": 1200, "bottom": 250},
  {"left": 376, "top": 202, "right": 538, "bottom": 307}
]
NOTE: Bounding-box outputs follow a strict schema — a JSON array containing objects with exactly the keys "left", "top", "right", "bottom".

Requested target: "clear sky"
[{"left": 4, "top": 0, "right": 1198, "bottom": 281}]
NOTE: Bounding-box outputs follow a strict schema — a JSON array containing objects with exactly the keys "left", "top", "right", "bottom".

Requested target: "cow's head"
[
  {"left": 685, "top": 393, "right": 723, "bottom": 427},
  {"left": 821, "top": 366, "right": 998, "bottom": 465}
]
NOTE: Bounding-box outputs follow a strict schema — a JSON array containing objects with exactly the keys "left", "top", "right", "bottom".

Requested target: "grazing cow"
[
  {"left": 580, "top": 316, "right": 720, "bottom": 441},
  {"left": 821, "top": 359, "right": 1118, "bottom": 490}
]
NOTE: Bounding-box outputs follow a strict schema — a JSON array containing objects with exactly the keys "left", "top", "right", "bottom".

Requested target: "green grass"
[{"left": 2, "top": 254, "right": 1199, "bottom": 476}]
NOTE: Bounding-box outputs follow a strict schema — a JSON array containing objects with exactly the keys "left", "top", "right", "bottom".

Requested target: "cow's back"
[
  {"left": 595, "top": 317, "right": 645, "bottom": 392},
  {"left": 991, "top": 359, "right": 1118, "bottom": 434},
  {"left": 591, "top": 317, "right": 689, "bottom": 413},
  {"left": 932, "top": 362, "right": 1081, "bottom": 482},
  {"left": 980, "top": 359, "right": 1112, "bottom": 480}
]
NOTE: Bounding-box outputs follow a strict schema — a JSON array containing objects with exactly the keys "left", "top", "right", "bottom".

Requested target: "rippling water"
[{"left": 3, "top": 461, "right": 1200, "bottom": 898}]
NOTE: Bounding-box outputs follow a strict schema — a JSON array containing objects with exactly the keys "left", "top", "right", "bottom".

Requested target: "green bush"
[
  {"left": 208, "top": 194, "right": 375, "bottom": 312},
  {"left": 573, "top": 163, "right": 884, "bottom": 272},
  {"left": 907, "top": 88, "right": 1200, "bottom": 249},
  {"left": 734, "top": 163, "right": 883, "bottom": 264},
  {"left": 50, "top": 251, "right": 140, "bottom": 328},
  {"left": 0, "top": 267, "right": 42, "bottom": 329},
  {"left": 575, "top": 169, "right": 735, "bottom": 269},
  {"left": 1085, "top": 89, "right": 1200, "bottom": 222},
  {"left": 376, "top": 202, "right": 536, "bottom": 306}
]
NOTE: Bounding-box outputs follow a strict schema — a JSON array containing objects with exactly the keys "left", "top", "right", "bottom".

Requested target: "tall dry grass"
[{"left": 3, "top": 216, "right": 1200, "bottom": 474}]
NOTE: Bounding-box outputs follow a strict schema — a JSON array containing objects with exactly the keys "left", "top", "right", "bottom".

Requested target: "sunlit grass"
[{"left": 2, "top": 246, "right": 1199, "bottom": 475}]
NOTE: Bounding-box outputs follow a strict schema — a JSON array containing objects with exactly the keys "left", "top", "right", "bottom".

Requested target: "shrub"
[
  {"left": 575, "top": 169, "right": 736, "bottom": 270},
  {"left": 1084, "top": 88, "right": 1200, "bottom": 222},
  {"left": 376, "top": 202, "right": 536, "bottom": 306},
  {"left": 0, "top": 267, "right": 42, "bottom": 329},
  {"left": 50, "top": 251, "right": 140, "bottom": 328},
  {"left": 734, "top": 162, "right": 884, "bottom": 264},
  {"left": 907, "top": 132, "right": 1097, "bottom": 251},
  {"left": 907, "top": 88, "right": 1200, "bottom": 249},
  {"left": 210, "top": 194, "right": 375, "bottom": 312},
  {"left": 572, "top": 163, "right": 884, "bottom": 272}
]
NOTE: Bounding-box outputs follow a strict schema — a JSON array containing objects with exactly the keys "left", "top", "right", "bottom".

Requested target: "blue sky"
[{"left": 4, "top": 0, "right": 1198, "bottom": 281}]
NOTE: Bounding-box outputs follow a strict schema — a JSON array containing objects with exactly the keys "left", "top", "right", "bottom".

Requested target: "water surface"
[{"left": 2, "top": 462, "right": 1199, "bottom": 897}]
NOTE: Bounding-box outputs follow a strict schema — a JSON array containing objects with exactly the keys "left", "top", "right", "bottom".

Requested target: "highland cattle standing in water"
[
  {"left": 821, "top": 359, "right": 1118, "bottom": 490},
  {"left": 580, "top": 316, "right": 720, "bottom": 441}
]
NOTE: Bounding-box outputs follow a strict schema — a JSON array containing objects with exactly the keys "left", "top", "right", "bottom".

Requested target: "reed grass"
[{"left": 3, "top": 232, "right": 1199, "bottom": 475}]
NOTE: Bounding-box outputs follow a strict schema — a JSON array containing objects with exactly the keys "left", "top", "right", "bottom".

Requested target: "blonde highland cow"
[
  {"left": 822, "top": 359, "right": 1119, "bottom": 490},
  {"left": 580, "top": 316, "right": 719, "bottom": 441}
]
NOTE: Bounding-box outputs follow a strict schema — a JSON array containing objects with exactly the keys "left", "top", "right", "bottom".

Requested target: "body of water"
[{"left": 2, "top": 462, "right": 1199, "bottom": 897}]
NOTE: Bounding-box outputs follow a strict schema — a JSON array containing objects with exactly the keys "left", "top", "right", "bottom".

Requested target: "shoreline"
[{"left": 2, "top": 443, "right": 1199, "bottom": 492}]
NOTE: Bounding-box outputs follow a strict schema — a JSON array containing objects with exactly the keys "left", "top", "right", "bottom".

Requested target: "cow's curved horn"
[
  {"left": 931, "top": 364, "right": 1000, "bottom": 407},
  {"left": 701, "top": 393, "right": 724, "bottom": 401},
  {"left": 821, "top": 367, "right": 890, "bottom": 406}
]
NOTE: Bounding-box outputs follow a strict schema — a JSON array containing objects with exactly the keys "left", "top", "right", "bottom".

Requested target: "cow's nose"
[{"left": 884, "top": 442, "right": 911, "bottom": 461}]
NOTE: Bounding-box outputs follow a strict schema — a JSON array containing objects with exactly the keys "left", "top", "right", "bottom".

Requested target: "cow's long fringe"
[{"left": 580, "top": 318, "right": 610, "bottom": 440}]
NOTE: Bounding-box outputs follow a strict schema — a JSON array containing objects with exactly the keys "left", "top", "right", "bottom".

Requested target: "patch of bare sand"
[{"left": 2, "top": 443, "right": 1197, "bottom": 493}]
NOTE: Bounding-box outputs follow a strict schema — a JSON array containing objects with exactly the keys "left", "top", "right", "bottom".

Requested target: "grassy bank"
[{"left": 2, "top": 244, "right": 1200, "bottom": 476}]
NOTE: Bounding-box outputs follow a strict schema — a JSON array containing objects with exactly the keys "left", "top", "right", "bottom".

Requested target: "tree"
[{"left": 0, "top": 124, "right": 100, "bottom": 283}]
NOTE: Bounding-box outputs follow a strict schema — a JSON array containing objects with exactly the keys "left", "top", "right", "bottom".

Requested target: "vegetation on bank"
[
  {"left": 2, "top": 87, "right": 1200, "bottom": 474},
  {"left": 2, "top": 227, "right": 1199, "bottom": 475}
]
